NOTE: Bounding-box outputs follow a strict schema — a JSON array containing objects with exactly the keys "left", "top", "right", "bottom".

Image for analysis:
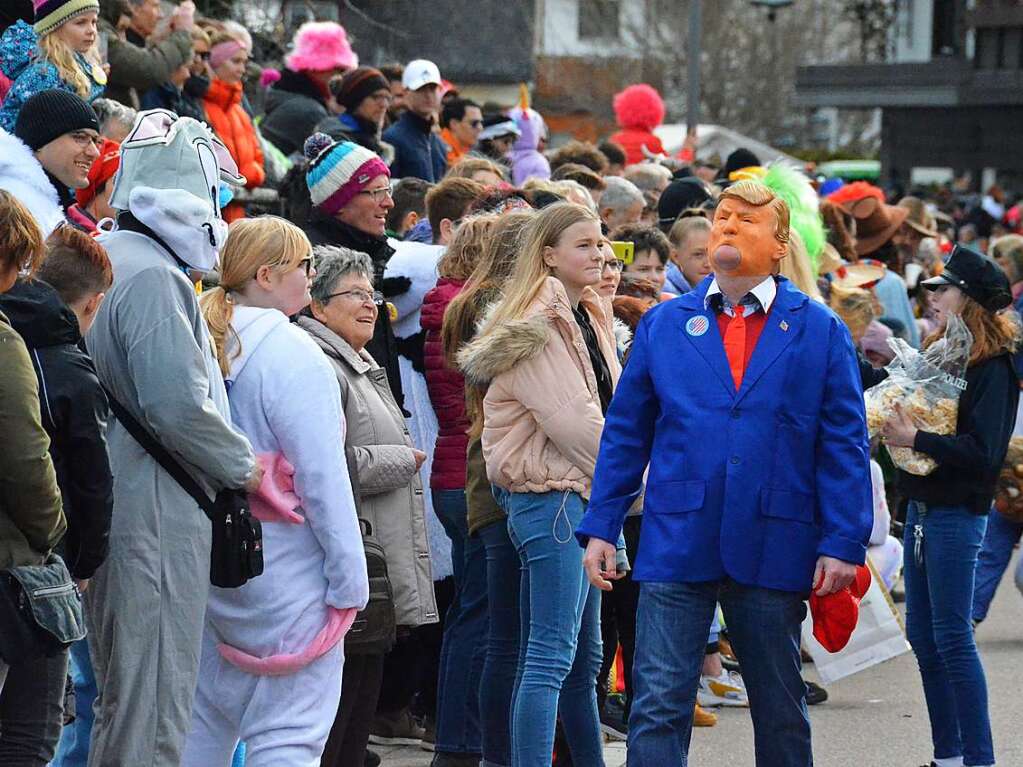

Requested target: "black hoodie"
[
  {"left": 261, "top": 68, "right": 329, "bottom": 157},
  {"left": 0, "top": 279, "right": 113, "bottom": 579}
]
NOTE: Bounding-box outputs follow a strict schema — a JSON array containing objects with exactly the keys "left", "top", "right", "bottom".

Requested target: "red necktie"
[{"left": 722, "top": 304, "right": 746, "bottom": 390}]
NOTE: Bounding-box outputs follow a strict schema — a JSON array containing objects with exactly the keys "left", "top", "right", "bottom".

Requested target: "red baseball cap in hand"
[{"left": 808, "top": 565, "right": 871, "bottom": 653}]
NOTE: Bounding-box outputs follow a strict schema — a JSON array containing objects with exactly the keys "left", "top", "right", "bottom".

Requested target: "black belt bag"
[
  {"left": 104, "top": 390, "right": 263, "bottom": 589},
  {"left": 0, "top": 553, "right": 86, "bottom": 664}
]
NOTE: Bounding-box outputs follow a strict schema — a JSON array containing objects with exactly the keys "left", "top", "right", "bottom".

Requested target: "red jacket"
[
  {"left": 204, "top": 78, "right": 265, "bottom": 222},
  {"left": 422, "top": 278, "right": 468, "bottom": 490},
  {"left": 610, "top": 127, "right": 665, "bottom": 166}
]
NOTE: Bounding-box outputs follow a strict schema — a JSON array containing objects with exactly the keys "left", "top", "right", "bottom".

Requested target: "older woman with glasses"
[{"left": 297, "top": 245, "right": 437, "bottom": 767}]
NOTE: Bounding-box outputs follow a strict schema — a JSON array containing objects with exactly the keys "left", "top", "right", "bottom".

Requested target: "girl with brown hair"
[{"left": 881, "top": 246, "right": 1019, "bottom": 767}]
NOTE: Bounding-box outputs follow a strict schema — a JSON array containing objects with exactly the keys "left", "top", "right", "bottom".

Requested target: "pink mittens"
[{"left": 249, "top": 452, "right": 304, "bottom": 524}]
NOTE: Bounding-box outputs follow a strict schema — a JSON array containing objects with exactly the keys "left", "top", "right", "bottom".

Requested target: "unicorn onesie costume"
[{"left": 182, "top": 306, "right": 369, "bottom": 767}]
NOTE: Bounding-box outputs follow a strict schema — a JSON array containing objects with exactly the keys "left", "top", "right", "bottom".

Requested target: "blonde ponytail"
[{"left": 200, "top": 216, "right": 312, "bottom": 378}]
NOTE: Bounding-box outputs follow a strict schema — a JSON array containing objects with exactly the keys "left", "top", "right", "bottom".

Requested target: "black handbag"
[
  {"left": 344, "top": 519, "right": 396, "bottom": 655},
  {"left": 103, "top": 390, "right": 263, "bottom": 589},
  {"left": 0, "top": 553, "right": 86, "bottom": 664}
]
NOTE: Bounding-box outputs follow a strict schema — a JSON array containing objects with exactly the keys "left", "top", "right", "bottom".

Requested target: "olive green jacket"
[{"left": 0, "top": 311, "right": 65, "bottom": 569}]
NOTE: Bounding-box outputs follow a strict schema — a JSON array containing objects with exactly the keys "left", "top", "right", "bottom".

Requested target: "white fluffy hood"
[
  {"left": 225, "top": 306, "right": 290, "bottom": 385},
  {"left": 0, "top": 129, "right": 63, "bottom": 237}
]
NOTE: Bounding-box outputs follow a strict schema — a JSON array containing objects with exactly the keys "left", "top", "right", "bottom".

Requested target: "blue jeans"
[
  {"left": 904, "top": 501, "right": 994, "bottom": 766},
  {"left": 477, "top": 518, "right": 521, "bottom": 767},
  {"left": 972, "top": 506, "right": 1023, "bottom": 623},
  {"left": 52, "top": 638, "right": 96, "bottom": 767},
  {"left": 628, "top": 579, "right": 809, "bottom": 767},
  {"left": 498, "top": 488, "right": 603, "bottom": 767},
  {"left": 433, "top": 489, "right": 486, "bottom": 756}
]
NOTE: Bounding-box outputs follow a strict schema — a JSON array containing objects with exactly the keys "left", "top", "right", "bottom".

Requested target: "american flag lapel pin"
[{"left": 780, "top": 320, "right": 789, "bottom": 332}]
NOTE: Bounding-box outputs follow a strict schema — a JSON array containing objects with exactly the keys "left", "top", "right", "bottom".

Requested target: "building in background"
[{"left": 795, "top": 0, "right": 1023, "bottom": 191}]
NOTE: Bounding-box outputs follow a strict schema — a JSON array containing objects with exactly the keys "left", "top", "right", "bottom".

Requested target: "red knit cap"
[{"left": 75, "top": 138, "right": 120, "bottom": 207}]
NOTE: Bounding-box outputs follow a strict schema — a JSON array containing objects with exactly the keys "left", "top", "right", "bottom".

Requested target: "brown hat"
[
  {"left": 897, "top": 196, "right": 938, "bottom": 238},
  {"left": 845, "top": 196, "right": 908, "bottom": 256}
]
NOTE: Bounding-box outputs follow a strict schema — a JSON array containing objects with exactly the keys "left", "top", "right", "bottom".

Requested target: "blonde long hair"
[
  {"left": 39, "top": 34, "right": 92, "bottom": 99},
  {"left": 779, "top": 228, "right": 823, "bottom": 302},
  {"left": 479, "top": 202, "right": 599, "bottom": 333},
  {"left": 201, "top": 216, "right": 312, "bottom": 377}
]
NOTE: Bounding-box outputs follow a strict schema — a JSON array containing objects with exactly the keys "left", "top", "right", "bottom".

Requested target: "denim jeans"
[
  {"left": 433, "top": 489, "right": 486, "bottom": 756},
  {"left": 904, "top": 501, "right": 994, "bottom": 766},
  {"left": 477, "top": 518, "right": 521, "bottom": 767},
  {"left": 628, "top": 579, "right": 809, "bottom": 767},
  {"left": 498, "top": 488, "right": 603, "bottom": 767},
  {"left": 0, "top": 648, "right": 69, "bottom": 766},
  {"left": 972, "top": 506, "right": 1023, "bottom": 624},
  {"left": 52, "top": 637, "right": 96, "bottom": 767}
]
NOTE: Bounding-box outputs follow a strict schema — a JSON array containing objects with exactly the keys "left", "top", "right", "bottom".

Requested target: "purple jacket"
[{"left": 510, "top": 107, "right": 550, "bottom": 186}]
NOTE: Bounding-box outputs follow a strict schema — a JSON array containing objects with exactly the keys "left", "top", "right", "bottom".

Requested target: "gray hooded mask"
[{"left": 109, "top": 110, "right": 246, "bottom": 272}]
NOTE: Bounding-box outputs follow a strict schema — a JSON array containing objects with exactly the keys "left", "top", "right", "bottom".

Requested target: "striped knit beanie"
[
  {"left": 34, "top": 0, "right": 99, "bottom": 36},
  {"left": 304, "top": 133, "right": 390, "bottom": 217}
]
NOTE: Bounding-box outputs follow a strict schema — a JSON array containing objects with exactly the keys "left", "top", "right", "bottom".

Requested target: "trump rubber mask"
[{"left": 708, "top": 180, "right": 790, "bottom": 278}]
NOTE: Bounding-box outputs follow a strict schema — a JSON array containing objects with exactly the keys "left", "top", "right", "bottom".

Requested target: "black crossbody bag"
[{"left": 104, "top": 392, "right": 263, "bottom": 588}]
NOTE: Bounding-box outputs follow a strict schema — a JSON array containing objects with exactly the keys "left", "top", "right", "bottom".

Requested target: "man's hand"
[
  {"left": 244, "top": 462, "right": 265, "bottom": 494},
  {"left": 813, "top": 556, "right": 858, "bottom": 596},
  {"left": 583, "top": 538, "right": 622, "bottom": 592}
]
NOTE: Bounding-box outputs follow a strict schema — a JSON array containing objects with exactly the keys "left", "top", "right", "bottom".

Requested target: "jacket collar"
[
  {"left": 704, "top": 275, "right": 777, "bottom": 315},
  {"left": 296, "top": 315, "right": 375, "bottom": 375},
  {"left": 274, "top": 67, "right": 327, "bottom": 104},
  {"left": 678, "top": 276, "right": 808, "bottom": 403},
  {"left": 308, "top": 214, "right": 396, "bottom": 264},
  {"left": 399, "top": 110, "right": 435, "bottom": 135},
  {"left": 206, "top": 77, "right": 242, "bottom": 108}
]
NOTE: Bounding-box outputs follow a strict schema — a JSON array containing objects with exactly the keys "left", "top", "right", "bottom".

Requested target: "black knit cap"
[
  {"left": 14, "top": 89, "right": 100, "bottom": 151},
  {"left": 335, "top": 67, "right": 389, "bottom": 112},
  {"left": 722, "top": 147, "right": 761, "bottom": 179},
  {"left": 657, "top": 177, "right": 713, "bottom": 231}
]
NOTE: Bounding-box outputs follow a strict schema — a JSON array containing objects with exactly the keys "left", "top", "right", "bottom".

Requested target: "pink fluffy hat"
[{"left": 285, "top": 21, "right": 359, "bottom": 72}]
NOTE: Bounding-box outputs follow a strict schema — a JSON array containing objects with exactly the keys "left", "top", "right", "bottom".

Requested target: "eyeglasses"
[
  {"left": 298, "top": 256, "right": 314, "bottom": 275},
  {"left": 194, "top": 51, "right": 211, "bottom": 61},
  {"left": 358, "top": 186, "right": 393, "bottom": 203},
  {"left": 602, "top": 259, "right": 623, "bottom": 273},
  {"left": 325, "top": 288, "right": 383, "bottom": 305},
  {"left": 70, "top": 131, "right": 103, "bottom": 150},
  {"left": 370, "top": 92, "right": 393, "bottom": 103},
  {"left": 468, "top": 119, "right": 483, "bottom": 128}
]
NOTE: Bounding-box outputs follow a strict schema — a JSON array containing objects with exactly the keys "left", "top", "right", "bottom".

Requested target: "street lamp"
[{"left": 749, "top": 0, "right": 795, "bottom": 22}]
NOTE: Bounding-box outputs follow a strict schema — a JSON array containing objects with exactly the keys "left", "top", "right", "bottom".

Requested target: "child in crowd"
[
  {"left": 664, "top": 215, "right": 711, "bottom": 296},
  {"left": 609, "top": 222, "right": 672, "bottom": 299},
  {"left": 0, "top": 0, "right": 105, "bottom": 131}
]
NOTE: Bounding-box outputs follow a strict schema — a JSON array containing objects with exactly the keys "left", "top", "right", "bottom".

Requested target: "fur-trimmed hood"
[
  {"left": 0, "top": 128, "right": 63, "bottom": 236},
  {"left": 458, "top": 312, "right": 550, "bottom": 388}
]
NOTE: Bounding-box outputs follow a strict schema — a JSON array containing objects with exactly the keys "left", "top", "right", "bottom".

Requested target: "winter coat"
[
  {"left": 0, "top": 309, "right": 65, "bottom": 570},
  {"left": 204, "top": 78, "right": 265, "bottom": 190},
  {"left": 206, "top": 307, "right": 369, "bottom": 657},
  {"left": 0, "top": 20, "right": 105, "bottom": 132},
  {"left": 662, "top": 262, "right": 694, "bottom": 297},
  {"left": 458, "top": 277, "right": 621, "bottom": 498},
  {"left": 421, "top": 277, "right": 469, "bottom": 490},
  {"left": 298, "top": 315, "right": 438, "bottom": 628},
  {"left": 439, "top": 127, "right": 469, "bottom": 167},
  {"left": 0, "top": 279, "right": 112, "bottom": 580},
  {"left": 610, "top": 127, "right": 666, "bottom": 166},
  {"left": 383, "top": 111, "right": 448, "bottom": 182},
  {"left": 260, "top": 68, "right": 329, "bottom": 158},
  {"left": 0, "top": 128, "right": 63, "bottom": 236},
  {"left": 316, "top": 111, "right": 393, "bottom": 166},
  {"left": 100, "top": 20, "right": 192, "bottom": 109},
  {"left": 139, "top": 78, "right": 206, "bottom": 123},
  {"left": 304, "top": 214, "right": 405, "bottom": 411}
]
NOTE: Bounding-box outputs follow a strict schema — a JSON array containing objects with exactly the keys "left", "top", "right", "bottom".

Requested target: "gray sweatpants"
[{"left": 85, "top": 486, "right": 211, "bottom": 767}]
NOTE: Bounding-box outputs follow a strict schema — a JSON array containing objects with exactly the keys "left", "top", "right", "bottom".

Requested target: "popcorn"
[{"left": 994, "top": 436, "right": 1023, "bottom": 523}]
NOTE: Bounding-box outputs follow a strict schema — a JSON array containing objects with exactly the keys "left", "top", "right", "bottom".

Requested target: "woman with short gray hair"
[{"left": 298, "top": 245, "right": 437, "bottom": 767}]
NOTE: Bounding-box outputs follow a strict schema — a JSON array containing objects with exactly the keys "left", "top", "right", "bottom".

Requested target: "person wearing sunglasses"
[
  {"left": 139, "top": 26, "right": 211, "bottom": 123},
  {"left": 440, "top": 97, "right": 483, "bottom": 167}
]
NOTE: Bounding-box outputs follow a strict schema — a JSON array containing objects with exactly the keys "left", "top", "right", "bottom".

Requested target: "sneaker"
[
  {"left": 365, "top": 750, "right": 381, "bottom": 767},
  {"left": 599, "top": 699, "right": 628, "bottom": 741},
  {"left": 420, "top": 715, "right": 436, "bottom": 752},
  {"left": 693, "top": 703, "right": 718, "bottom": 727},
  {"left": 368, "top": 707, "right": 425, "bottom": 746},
  {"left": 805, "top": 680, "right": 828, "bottom": 705},
  {"left": 697, "top": 670, "right": 749, "bottom": 707}
]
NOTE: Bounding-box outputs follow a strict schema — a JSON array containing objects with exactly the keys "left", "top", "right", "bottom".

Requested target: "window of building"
[
  {"left": 578, "top": 0, "right": 621, "bottom": 41},
  {"left": 974, "top": 25, "right": 1023, "bottom": 69}
]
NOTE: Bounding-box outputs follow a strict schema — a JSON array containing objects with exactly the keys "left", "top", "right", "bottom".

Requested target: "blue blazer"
[{"left": 576, "top": 277, "right": 872, "bottom": 593}]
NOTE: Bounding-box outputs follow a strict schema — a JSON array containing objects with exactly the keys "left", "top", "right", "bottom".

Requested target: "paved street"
[{"left": 377, "top": 552, "right": 1023, "bottom": 766}]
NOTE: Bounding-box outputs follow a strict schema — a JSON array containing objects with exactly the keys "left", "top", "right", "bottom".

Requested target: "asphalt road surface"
[{"left": 377, "top": 551, "right": 1022, "bottom": 766}]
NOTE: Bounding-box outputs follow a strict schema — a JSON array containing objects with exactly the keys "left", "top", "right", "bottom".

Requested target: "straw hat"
[{"left": 831, "top": 259, "right": 888, "bottom": 290}]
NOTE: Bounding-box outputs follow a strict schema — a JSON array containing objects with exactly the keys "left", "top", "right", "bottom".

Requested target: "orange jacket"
[
  {"left": 204, "top": 78, "right": 265, "bottom": 191},
  {"left": 610, "top": 127, "right": 665, "bottom": 166},
  {"left": 440, "top": 127, "right": 471, "bottom": 166}
]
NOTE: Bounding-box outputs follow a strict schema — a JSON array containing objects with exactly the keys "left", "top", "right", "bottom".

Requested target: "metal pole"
[{"left": 687, "top": 0, "right": 702, "bottom": 132}]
